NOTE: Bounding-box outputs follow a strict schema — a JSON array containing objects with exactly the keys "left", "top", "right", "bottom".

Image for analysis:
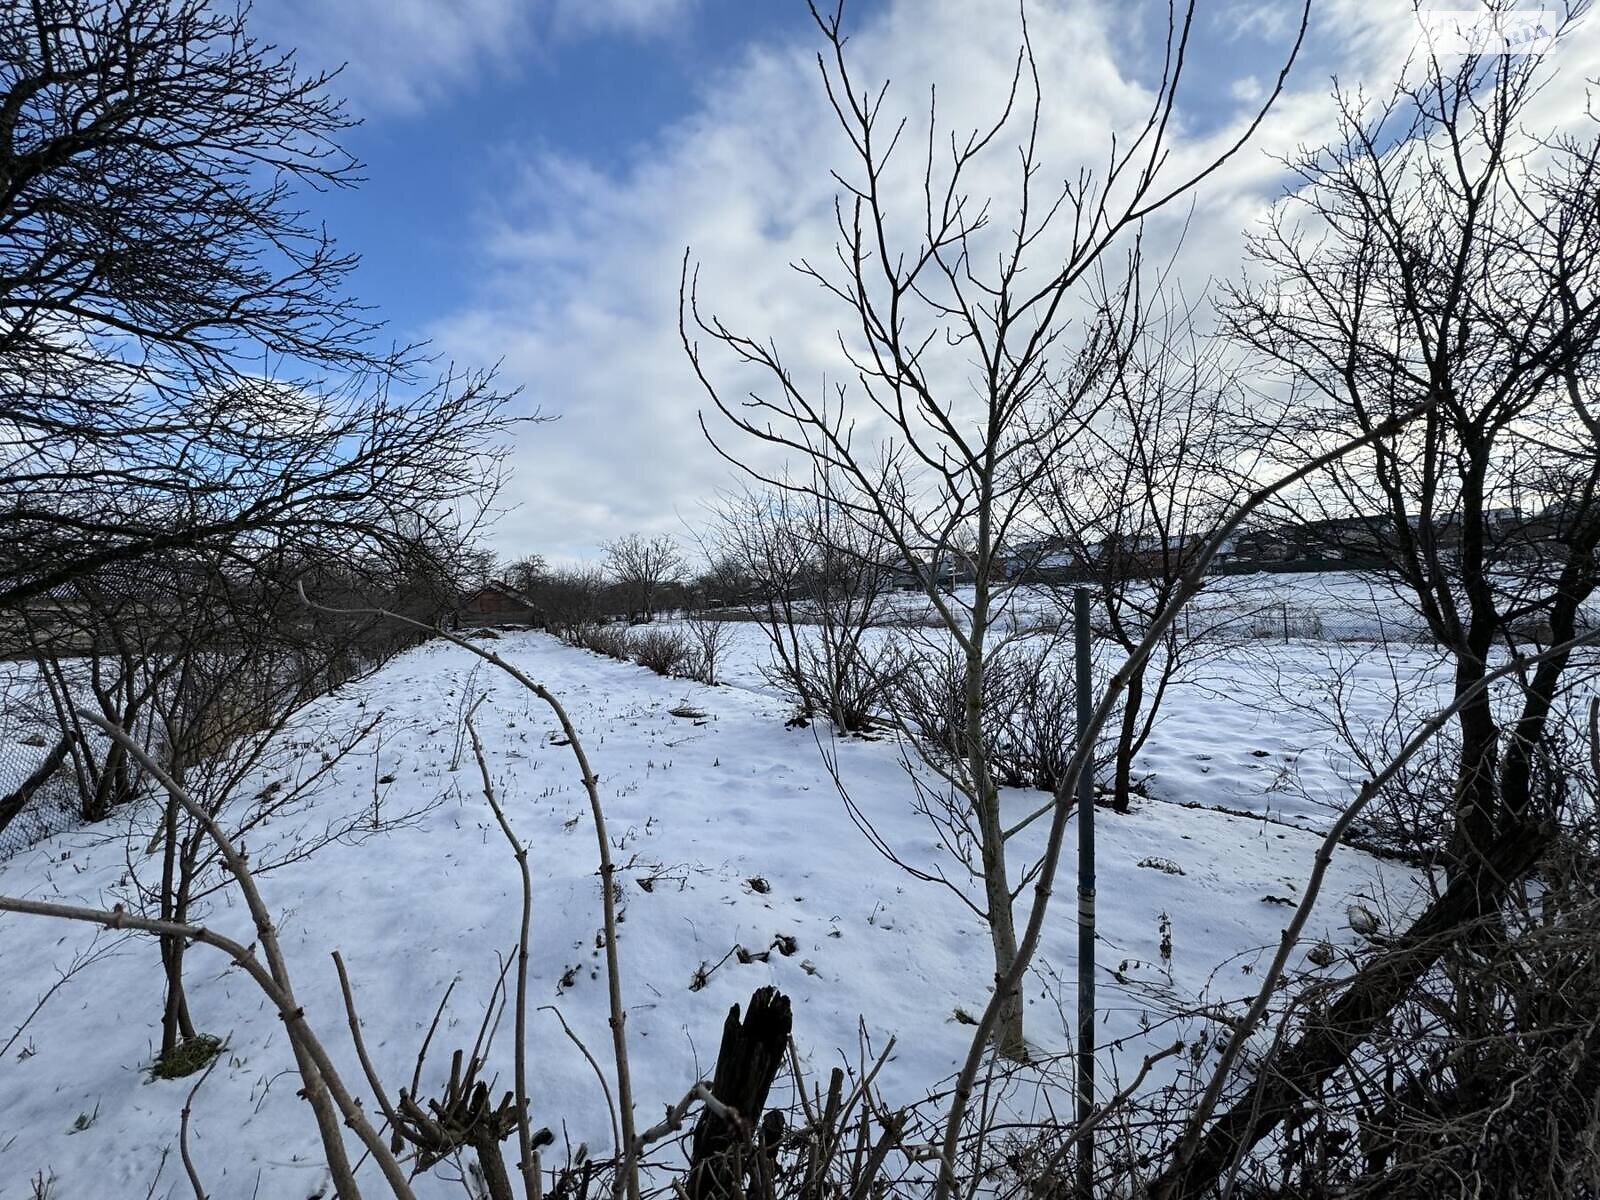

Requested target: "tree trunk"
[
  {"left": 468, "top": 1128, "right": 516, "bottom": 1200},
  {"left": 1150, "top": 819, "right": 1550, "bottom": 1200},
  {"left": 966, "top": 608, "right": 1025, "bottom": 1060},
  {"left": 159, "top": 936, "right": 196, "bottom": 1056},
  {"left": 979, "top": 801, "right": 1026, "bottom": 1060},
  {"left": 157, "top": 793, "right": 193, "bottom": 1057},
  {"left": 1498, "top": 554, "right": 1598, "bottom": 824},
  {"left": 1113, "top": 666, "right": 1144, "bottom": 814},
  {"left": 85, "top": 741, "right": 125, "bottom": 822},
  {"left": 1447, "top": 657, "right": 1500, "bottom": 874},
  {"left": 161, "top": 871, "right": 198, "bottom": 1056}
]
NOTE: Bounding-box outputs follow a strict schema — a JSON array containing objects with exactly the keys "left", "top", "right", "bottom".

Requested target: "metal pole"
[{"left": 1074, "top": 586, "right": 1096, "bottom": 1199}]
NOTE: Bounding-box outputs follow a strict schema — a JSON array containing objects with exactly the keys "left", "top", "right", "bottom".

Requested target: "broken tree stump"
[{"left": 687, "top": 986, "right": 793, "bottom": 1200}]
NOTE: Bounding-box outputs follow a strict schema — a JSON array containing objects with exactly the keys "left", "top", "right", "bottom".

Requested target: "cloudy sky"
[{"left": 261, "top": 0, "right": 1597, "bottom": 564}]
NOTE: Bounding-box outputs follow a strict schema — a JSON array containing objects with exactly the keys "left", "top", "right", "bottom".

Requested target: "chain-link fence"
[
  {"left": 0, "top": 730, "right": 82, "bottom": 862},
  {"left": 1167, "top": 600, "right": 1437, "bottom": 645},
  {"left": 1166, "top": 600, "right": 1599, "bottom": 646}
]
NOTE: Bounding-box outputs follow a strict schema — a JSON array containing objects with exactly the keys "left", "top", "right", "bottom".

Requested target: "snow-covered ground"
[
  {"left": 858, "top": 569, "right": 1600, "bottom": 642},
  {"left": 668, "top": 616, "right": 1454, "bottom": 830},
  {"left": 0, "top": 632, "right": 1422, "bottom": 1198}
]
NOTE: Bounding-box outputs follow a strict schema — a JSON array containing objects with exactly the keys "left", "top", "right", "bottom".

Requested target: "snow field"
[{"left": 0, "top": 632, "right": 1418, "bottom": 1198}]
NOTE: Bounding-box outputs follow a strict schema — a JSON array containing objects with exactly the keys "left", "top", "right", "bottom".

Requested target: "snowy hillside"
[{"left": 0, "top": 632, "right": 1417, "bottom": 1199}]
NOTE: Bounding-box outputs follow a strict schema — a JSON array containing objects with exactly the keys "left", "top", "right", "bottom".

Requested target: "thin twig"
[
  {"left": 179, "top": 1054, "right": 223, "bottom": 1200},
  {"left": 468, "top": 712, "right": 541, "bottom": 1200},
  {"left": 299, "top": 585, "right": 640, "bottom": 1200}
]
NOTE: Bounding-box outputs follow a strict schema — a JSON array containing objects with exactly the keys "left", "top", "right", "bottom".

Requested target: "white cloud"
[
  {"left": 259, "top": 0, "right": 528, "bottom": 114},
  {"left": 551, "top": 0, "right": 701, "bottom": 38},
  {"left": 260, "top": 0, "right": 701, "bottom": 115},
  {"left": 432, "top": 0, "right": 1599, "bottom": 562},
  {"left": 1230, "top": 75, "right": 1265, "bottom": 102},
  {"left": 1214, "top": 0, "right": 1300, "bottom": 42}
]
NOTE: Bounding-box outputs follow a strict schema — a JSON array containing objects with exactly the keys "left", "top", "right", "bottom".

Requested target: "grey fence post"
[{"left": 1075, "top": 586, "right": 1096, "bottom": 1200}]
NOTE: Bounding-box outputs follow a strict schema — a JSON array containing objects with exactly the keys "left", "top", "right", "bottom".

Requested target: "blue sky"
[
  {"left": 297, "top": 0, "right": 1304, "bottom": 348},
  {"left": 258, "top": 0, "right": 1597, "bottom": 564},
  {"left": 300, "top": 2, "right": 839, "bottom": 347}
]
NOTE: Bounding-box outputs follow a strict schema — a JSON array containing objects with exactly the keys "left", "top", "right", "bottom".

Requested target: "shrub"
[
  {"left": 1234, "top": 822, "right": 1600, "bottom": 1200},
  {"left": 567, "top": 623, "right": 634, "bottom": 661},
  {"left": 890, "top": 638, "right": 1076, "bottom": 792},
  {"left": 683, "top": 613, "right": 734, "bottom": 686},
  {"left": 764, "top": 631, "right": 897, "bottom": 734},
  {"left": 632, "top": 628, "right": 691, "bottom": 677}
]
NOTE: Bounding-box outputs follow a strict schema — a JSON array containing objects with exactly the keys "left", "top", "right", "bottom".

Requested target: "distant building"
[
  {"left": 885, "top": 552, "right": 977, "bottom": 591},
  {"left": 998, "top": 537, "right": 1081, "bottom": 582},
  {"left": 990, "top": 506, "right": 1586, "bottom": 586},
  {"left": 455, "top": 581, "right": 543, "bottom": 629},
  {"left": 1222, "top": 527, "right": 1290, "bottom": 566}
]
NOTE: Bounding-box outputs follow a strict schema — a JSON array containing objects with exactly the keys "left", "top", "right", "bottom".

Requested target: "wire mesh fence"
[
  {"left": 691, "top": 599, "right": 1447, "bottom": 646},
  {"left": 0, "top": 731, "right": 82, "bottom": 862},
  {"left": 1166, "top": 601, "right": 1437, "bottom": 645}
]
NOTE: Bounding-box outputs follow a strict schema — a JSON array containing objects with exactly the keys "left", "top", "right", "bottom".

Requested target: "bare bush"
[
  {"left": 1330, "top": 825, "right": 1600, "bottom": 1200},
  {"left": 632, "top": 629, "right": 692, "bottom": 678},
  {"left": 1148, "top": 641, "right": 1600, "bottom": 1200},
  {"left": 683, "top": 613, "right": 734, "bottom": 687},
  {"left": 789, "top": 632, "right": 899, "bottom": 733},
  {"left": 534, "top": 566, "right": 610, "bottom": 635},
  {"left": 1150, "top": 765, "right": 1600, "bottom": 1200},
  {"left": 569, "top": 623, "right": 635, "bottom": 662},
  {"left": 709, "top": 486, "right": 898, "bottom": 733},
  {"left": 890, "top": 637, "right": 1077, "bottom": 794}
]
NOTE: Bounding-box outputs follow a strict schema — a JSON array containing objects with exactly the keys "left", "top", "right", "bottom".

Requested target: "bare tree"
[
  {"left": 691, "top": 552, "right": 752, "bottom": 612},
  {"left": 504, "top": 554, "right": 549, "bottom": 595},
  {"left": 1226, "top": 11, "right": 1600, "bottom": 875},
  {"left": 0, "top": 0, "right": 517, "bottom": 615},
  {"left": 685, "top": 0, "right": 1307, "bottom": 1057},
  {"left": 1028, "top": 283, "right": 1248, "bottom": 810},
  {"left": 604, "top": 533, "right": 686, "bottom": 624}
]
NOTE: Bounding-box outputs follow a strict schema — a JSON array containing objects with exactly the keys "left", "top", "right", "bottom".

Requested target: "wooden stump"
[{"left": 688, "top": 986, "right": 793, "bottom": 1200}]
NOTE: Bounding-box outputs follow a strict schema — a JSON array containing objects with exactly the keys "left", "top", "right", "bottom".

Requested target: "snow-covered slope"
[{"left": 0, "top": 633, "right": 1414, "bottom": 1198}]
